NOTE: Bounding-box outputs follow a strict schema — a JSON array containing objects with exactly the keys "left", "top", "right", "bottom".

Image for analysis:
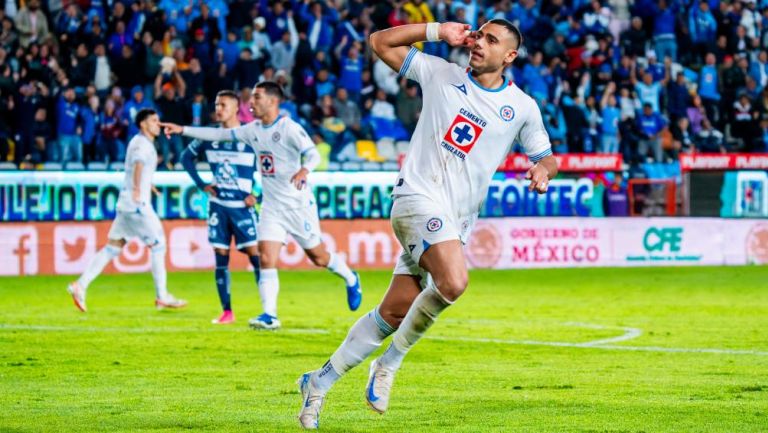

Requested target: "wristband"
[{"left": 426, "top": 22, "right": 441, "bottom": 42}]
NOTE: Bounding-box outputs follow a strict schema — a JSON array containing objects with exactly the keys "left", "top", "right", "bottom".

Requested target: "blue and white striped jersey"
[{"left": 186, "top": 138, "right": 258, "bottom": 207}]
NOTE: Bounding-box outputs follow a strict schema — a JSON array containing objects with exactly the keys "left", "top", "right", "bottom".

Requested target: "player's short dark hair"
[
  {"left": 216, "top": 89, "right": 238, "bottom": 102},
  {"left": 488, "top": 18, "right": 523, "bottom": 50},
  {"left": 255, "top": 81, "right": 284, "bottom": 101},
  {"left": 135, "top": 108, "right": 157, "bottom": 128}
]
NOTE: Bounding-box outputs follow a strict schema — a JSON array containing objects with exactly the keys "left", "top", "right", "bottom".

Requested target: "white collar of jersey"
[
  {"left": 466, "top": 71, "right": 508, "bottom": 93},
  {"left": 260, "top": 115, "right": 284, "bottom": 129}
]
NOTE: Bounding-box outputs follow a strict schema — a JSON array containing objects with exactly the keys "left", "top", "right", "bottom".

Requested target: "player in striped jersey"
[
  {"left": 180, "top": 90, "right": 261, "bottom": 325},
  {"left": 162, "top": 82, "right": 363, "bottom": 331}
]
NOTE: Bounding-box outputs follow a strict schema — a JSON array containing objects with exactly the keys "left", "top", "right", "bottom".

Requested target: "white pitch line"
[
  {"left": 562, "top": 322, "right": 643, "bottom": 346},
  {"left": 0, "top": 323, "right": 329, "bottom": 335},
  {"left": 427, "top": 335, "right": 768, "bottom": 356}
]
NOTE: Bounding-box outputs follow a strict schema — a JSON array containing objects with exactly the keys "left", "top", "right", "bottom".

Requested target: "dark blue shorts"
[{"left": 207, "top": 202, "right": 259, "bottom": 250}]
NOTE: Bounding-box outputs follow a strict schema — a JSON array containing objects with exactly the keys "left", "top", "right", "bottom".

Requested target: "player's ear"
[{"left": 503, "top": 48, "right": 517, "bottom": 67}]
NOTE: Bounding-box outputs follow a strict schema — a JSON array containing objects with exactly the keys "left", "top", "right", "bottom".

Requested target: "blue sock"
[
  {"left": 248, "top": 254, "right": 261, "bottom": 287},
  {"left": 215, "top": 253, "right": 231, "bottom": 311}
]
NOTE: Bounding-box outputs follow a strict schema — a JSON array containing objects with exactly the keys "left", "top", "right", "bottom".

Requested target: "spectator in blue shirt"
[
  {"left": 653, "top": 0, "right": 678, "bottom": 61},
  {"left": 81, "top": 95, "right": 101, "bottom": 163},
  {"left": 689, "top": 0, "right": 717, "bottom": 62},
  {"left": 259, "top": 0, "right": 291, "bottom": 43},
  {"left": 56, "top": 87, "right": 82, "bottom": 163},
  {"left": 632, "top": 67, "right": 667, "bottom": 113},
  {"left": 217, "top": 30, "right": 242, "bottom": 72},
  {"left": 636, "top": 103, "right": 668, "bottom": 162},
  {"left": 338, "top": 42, "right": 363, "bottom": 102},
  {"left": 521, "top": 51, "right": 549, "bottom": 102},
  {"left": 315, "top": 68, "right": 336, "bottom": 100},
  {"left": 600, "top": 84, "right": 622, "bottom": 153},
  {"left": 698, "top": 52, "right": 721, "bottom": 123},
  {"left": 124, "top": 85, "right": 155, "bottom": 137},
  {"left": 299, "top": 1, "right": 339, "bottom": 53}
]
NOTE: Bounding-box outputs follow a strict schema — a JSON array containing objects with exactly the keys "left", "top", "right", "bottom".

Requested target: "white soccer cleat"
[
  {"left": 67, "top": 281, "right": 87, "bottom": 312},
  {"left": 297, "top": 371, "right": 324, "bottom": 429},
  {"left": 155, "top": 294, "right": 188, "bottom": 310},
  {"left": 248, "top": 313, "right": 281, "bottom": 330},
  {"left": 365, "top": 358, "right": 396, "bottom": 414}
]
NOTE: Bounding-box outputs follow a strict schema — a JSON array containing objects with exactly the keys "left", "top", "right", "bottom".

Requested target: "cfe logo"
[
  {"left": 442, "top": 114, "right": 483, "bottom": 159},
  {"left": 54, "top": 225, "right": 97, "bottom": 274},
  {"left": 0, "top": 226, "right": 38, "bottom": 276},
  {"left": 643, "top": 227, "right": 683, "bottom": 253}
]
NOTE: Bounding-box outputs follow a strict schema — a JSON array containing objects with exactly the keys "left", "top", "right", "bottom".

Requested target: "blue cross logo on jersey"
[
  {"left": 443, "top": 114, "right": 483, "bottom": 155},
  {"left": 260, "top": 153, "right": 275, "bottom": 175},
  {"left": 452, "top": 123, "right": 474, "bottom": 145}
]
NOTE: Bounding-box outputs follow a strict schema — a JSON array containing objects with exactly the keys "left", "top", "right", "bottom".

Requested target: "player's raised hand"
[
  {"left": 160, "top": 122, "right": 182, "bottom": 138},
  {"left": 438, "top": 22, "right": 476, "bottom": 47},
  {"left": 290, "top": 168, "right": 309, "bottom": 190},
  {"left": 525, "top": 164, "right": 550, "bottom": 194},
  {"left": 203, "top": 184, "right": 217, "bottom": 197}
]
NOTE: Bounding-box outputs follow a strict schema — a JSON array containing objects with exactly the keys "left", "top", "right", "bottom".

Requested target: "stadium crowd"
[{"left": 0, "top": 0, "right": 767, "bottom": 170}]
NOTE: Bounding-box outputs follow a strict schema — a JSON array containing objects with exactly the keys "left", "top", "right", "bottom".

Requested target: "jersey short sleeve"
[
  {"left": 286, "top": 120, "right": 315, "bottom": 155},
  {"left": 231, "top": 121, "right": 261, "bottom": 148},
  {"left": 399, "top": 47, "right": 450, "bottom": 85},
  {"left": 127, "top": 140, "right": 152, "bottom": 165},
  {"left": 517, "top": 102, "right": 553, "bottom": 163}
]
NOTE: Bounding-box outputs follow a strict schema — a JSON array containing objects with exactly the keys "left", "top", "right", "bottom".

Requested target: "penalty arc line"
[{"left": 427, "top": 335, "right": 768, "bottom": 356}]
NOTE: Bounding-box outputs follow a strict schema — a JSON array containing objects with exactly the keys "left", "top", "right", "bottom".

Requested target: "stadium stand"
[{"left": 0, "top": 0, "right": 766, "bottom": 175}]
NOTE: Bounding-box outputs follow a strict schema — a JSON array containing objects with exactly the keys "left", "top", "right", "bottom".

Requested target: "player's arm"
[
  {"left": 369, "top": 22, "right": 475, "bottom": 73},
  {"left": 132, "top": 161, "right": 143, "bottom": 205},
  {"left": 519, "top": 103, "right": 559, "bottom": 194},
  {"left": 288, "top": 123, "right": 320, "bottom": 190},
  {"left": 526, "top": 155, "right": 558, "bottom": 193},
  {"left": 180, "top": 141, "right": 216, "bottom": 196},
  {"left": 161, "top": 122, "right": 251, "bottom": 144}
]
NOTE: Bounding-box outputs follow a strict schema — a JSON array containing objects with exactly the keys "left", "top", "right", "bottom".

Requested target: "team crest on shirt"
[
  {"left": 237, "top": 141, "right": 245, "bottom": 152},
  {"left": 499, "top": 105, "right": 515, "bottom": 122},
  {"left": 426, "top": 217, "right": 443, "bottom": 232},
  {"left": 272, "top": 132, "right": 281, "bottom": 142},
  {"left": 259, "top": 152, "right": 275, "bottom": 176},
  {"left": 441, "top": 110, "right": 485, "bottom": 160}
]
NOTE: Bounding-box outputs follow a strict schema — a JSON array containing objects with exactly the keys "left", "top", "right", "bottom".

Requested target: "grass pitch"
[{"left": 1, "top": 266, "right": 767, "bottom": 432}]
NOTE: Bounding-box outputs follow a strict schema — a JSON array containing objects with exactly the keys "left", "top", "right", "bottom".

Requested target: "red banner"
[
  {"left": 680, "top": 153, "right": 768, "bottom": 171},
  {"left": 0, "top": 220, "right": 401, "bottom": 276},
  {"left": 498, "top": 154, "right": 623, "bottom": 172}
]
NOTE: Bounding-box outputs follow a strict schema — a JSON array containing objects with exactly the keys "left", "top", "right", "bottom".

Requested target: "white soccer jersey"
[
  {"left": 183, "top": 116, "right": 320, "bottom": 211},
  {"left": 116, "top": 133, "right": 158, "bottom": 213},
  {"left": 394, "top": 47, "right": 553, "bottom": 218}
]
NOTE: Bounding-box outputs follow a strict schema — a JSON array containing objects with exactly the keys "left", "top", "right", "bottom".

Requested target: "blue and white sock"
[
  {"left": 326, "top": 252, "right": 357, "bottom": 286},
  {"left": 215, "top": 253, "right": 231, "bottom": 311}
]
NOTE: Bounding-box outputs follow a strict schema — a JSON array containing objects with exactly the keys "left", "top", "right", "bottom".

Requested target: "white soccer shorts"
[
  {"left": 107, "top": 208, "right": 165, "bottom": 247},
  {"left": 391, "top": 194, "right": 476, "bottom": 279},
  {"left": 258, "top": 203, "right": 323, "bottom": 250}
]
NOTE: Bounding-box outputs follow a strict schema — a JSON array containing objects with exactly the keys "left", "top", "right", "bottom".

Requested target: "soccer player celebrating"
[
  {"left": 294, "top": 20, "right": 558, "bottom": 429},
  {"left": 67, "top": 108, "right": 187, "bottom": 312},
  {"left": 180, "top": 90, "right": 261, "bottom": 325},
  {"left": 161, "top": 82, "right": 362, "bottom": 330}
]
